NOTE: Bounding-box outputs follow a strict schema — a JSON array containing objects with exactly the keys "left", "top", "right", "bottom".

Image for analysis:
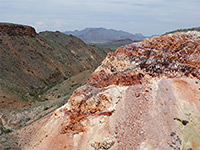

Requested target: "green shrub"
[
  {"left": 4, "top": 129, "right": 12, "bottom": 134},
  {"left": 44, "top": 107, "right": 49, "bottom": 110},
  {"left": 25, "top": 117, "right": 31, "bottom": 122},
  {"left": 63, "top": 76, "right": 68, "bottom": 80}
]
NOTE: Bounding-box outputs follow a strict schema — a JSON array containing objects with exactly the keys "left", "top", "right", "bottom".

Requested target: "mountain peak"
[{"left": 64, "top": 27, "right": 145, "bottom": 44}]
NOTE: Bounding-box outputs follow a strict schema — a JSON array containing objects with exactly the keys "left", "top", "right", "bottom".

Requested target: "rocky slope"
[
  {"left": 0, "top": 23, "right": 108, "bottom": 110},
  {"left": 0, "top": 22, "right": 110, "bottom": 143},
  {"left": 19, "top": 31, "right": 200, "bottom": 150},
  {"left": 0, "top": 23, "right": 37, "bottom": 37}
]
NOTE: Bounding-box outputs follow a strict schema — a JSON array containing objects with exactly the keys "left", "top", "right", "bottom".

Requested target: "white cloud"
[
  {"left": 34, "top": 21, "right": 48, "bottom": 31},
  {"left": 53, "top": 20, "right": 68, "bottom": 29}
]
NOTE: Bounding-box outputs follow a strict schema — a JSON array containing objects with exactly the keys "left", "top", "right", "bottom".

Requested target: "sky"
[{"left": 0, "top": 0, "right": 199, "bottom": 36}]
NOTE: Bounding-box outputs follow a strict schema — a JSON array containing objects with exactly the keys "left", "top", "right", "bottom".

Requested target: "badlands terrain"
[
  {"left": 0, "top": 23, "right": 200, "bottom": 149},
  {"left": 0, "top": 23, "right": 109, "bottom": 149},
  {"left": 19, "top": 31, "right": 200, "bottom": 150}
]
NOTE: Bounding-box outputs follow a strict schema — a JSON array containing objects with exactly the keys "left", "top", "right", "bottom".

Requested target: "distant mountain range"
[{"left": 64, "top": 27, "right": 145, "bottom": 44}]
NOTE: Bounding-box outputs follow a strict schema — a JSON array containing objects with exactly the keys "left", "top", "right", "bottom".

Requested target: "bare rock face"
[
  {"left": 0, "top": 23, "right": 37, "bottom": 37},
  {"left": 21, "top": 32, "right": 200, "bottom": 150}
]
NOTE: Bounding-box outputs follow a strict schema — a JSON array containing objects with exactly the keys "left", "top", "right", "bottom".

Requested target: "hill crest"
[{"left": 0, "top": 23, "right": 37, "bottom": 37}]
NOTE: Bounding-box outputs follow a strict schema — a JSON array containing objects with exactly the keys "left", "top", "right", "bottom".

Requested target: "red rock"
[{"left": 20, "top": 31, "right": 200, "bottom": 150}]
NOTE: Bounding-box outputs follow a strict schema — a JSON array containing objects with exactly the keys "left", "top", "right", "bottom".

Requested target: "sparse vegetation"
[
  {"left": 44, "top": 107, "right": 49, "bottom": 110},
  {"left": 0, "top": 25, "right": 108, "bottom": 149},
  {"left": 4, "top": 129, "right": 12, "bottom": 134},
  {"left": 71, "top": 83, "right": 78, "bottom": 87},
  {"left": 39, "top": 83, "right": 57, "bottom": 95},
  {"left": 165, "top": 27, "right": 200, "bottom": 35},
  {"left": 25, "top": 117, "right": 31, "bottom": 122}
]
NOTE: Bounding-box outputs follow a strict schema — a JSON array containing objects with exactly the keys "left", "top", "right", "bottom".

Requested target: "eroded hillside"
[
  {"left": 20, "top": 31, "right": 200, "bottom": 150},
  {"left": 0, "top": 23, "right": 109, "bottom": 149},
  {"left": 0, "top": 23, "right": 107, "bottom": 110}
]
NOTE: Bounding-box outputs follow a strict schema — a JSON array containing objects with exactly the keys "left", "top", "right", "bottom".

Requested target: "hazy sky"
[{"left": 0, "top": 0, "right": 199, "bottom": 36}]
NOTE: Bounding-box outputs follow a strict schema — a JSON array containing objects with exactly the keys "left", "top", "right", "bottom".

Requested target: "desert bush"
[
  {"left": 25, "top": 117, "right": 31, "bottom": 122},
  {"left": 4, "top": 129, "right": 12, "bottom": 134},
  {"left": 44, "top": 107, "right": 49, "bottom": 110}
]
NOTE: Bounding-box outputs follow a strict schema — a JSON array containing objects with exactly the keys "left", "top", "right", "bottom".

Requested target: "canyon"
[{"left": 0, "top": 23, "right": 109, "bottom": 149}]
